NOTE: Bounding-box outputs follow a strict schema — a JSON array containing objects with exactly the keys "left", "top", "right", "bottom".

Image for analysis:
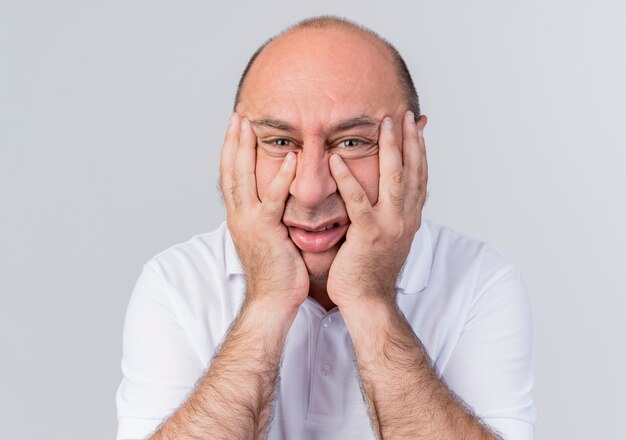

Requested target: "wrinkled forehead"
[{"left": 237, "top": 28, "right": 406, "bottom": 129}]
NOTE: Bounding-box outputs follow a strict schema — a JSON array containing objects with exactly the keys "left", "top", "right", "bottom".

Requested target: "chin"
[{"left": 301, "top": 247, "right": 338, "bottom": 283}]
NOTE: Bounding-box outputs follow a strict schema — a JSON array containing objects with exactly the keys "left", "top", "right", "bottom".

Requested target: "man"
[{"left": 116, "top": 16, "right": 536, "bottom": 440}]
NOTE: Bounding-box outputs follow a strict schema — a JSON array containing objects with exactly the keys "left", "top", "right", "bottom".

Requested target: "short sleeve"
[
  {"left": 116, "top": 264, "right": 206, "bottom": 439},
  {"left": 441, "top": 257, "right": 537, "bottom": 440}
]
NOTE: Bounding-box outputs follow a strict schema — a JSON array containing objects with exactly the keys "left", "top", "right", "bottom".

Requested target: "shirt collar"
[
  {"left": 224, "top": 226, "right": 244, "bottom": 277},
  {"left": 224, "top": 219, "right": 433, "bottom": 294},
  {"left": 395, "top": 219, "right": 433, "bottom": 294}
]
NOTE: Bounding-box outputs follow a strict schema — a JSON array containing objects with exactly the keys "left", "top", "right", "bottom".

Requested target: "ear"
[{"left": 416, "top": 114, "right": 428, "bottom": 131}]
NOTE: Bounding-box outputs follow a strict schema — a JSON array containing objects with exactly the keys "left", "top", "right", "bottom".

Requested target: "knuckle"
[
  {"left": 230, "top": 185, "right": 242, "bottom": 207},
  {"left": 417, "top": 179, "right": 427, "bottom": 193},
  {"left": 351, "top": 189, "right": 369, "bottom": 205},
  {"left": 389, "top": 186, "right": 404, "bottom": 207},
  {"left": 259, "top": 203, "right": 278, "bottom": 222},
  {"left": 231, "top": 170, "right": 241, "bottom": 185},
  {"left": 390, "top": 223, "right": 406, "bottom": 242},
  {"left": 390, "top": 169, "right": 404, "bottom": 186},
  {"left": 418, "top": 179, "right": 429, "bottom": 196},
  {"left": 356, "top": 206, "right": 375, "bottom": 225},
  {"left": 417, "top": 183, "right": 424, "bottom": 194},
  {"left": 366, "top": 225, "right": 382, "bottom": 242},
  {"left": 345, "top": 194, "right": 375, "bottom": 226}
]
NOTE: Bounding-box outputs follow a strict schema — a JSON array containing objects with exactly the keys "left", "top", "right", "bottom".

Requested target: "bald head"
[{"left": 234, "top": 16, "right": 420, "bottom": 117}]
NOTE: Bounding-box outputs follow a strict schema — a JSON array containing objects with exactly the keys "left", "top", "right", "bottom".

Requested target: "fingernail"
[
  {"left": 382, "top": 117, "right": 393, "bottom": 130},
  {"left": 406, "top": 111, "right": 414, "bottom": 123},
  {"left": 241, "top": 118, "right": 250, "bottom": 130},
  {"left": 284, "top": 152, "right": 295, "bottom": 164},
  {"left": 230, "top": 113, "right": 238, "bottom": 126}
]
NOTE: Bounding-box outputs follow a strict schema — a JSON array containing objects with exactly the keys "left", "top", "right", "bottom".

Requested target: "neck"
[{"left": 308, "top": 279, "right": 336, "bottom": 311}]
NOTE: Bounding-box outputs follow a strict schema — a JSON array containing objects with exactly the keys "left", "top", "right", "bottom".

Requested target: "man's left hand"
[{"left": 327, "top": 110, "right": 428, "bottom": 308}]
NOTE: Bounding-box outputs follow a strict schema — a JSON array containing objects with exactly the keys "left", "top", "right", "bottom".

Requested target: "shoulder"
[
  {"left": 428, "top": 220, "right": 512, "bottom": 265},
  {"left": 426, "top": 219, "right": 517, "bottom": 285},
  {"left": 145, "top": 221, "right": 233, "bottom": 281},
  {"left": 142, "top": 220, "right": 244, "bottom": 303},
  {"left": 419, "top": 219, "right": 530, "bottom": 328},
  {"left": 399, "top": 220, "right": 531, "bottom": 374},
  {"left": 130, "top": 222, "right": 244, "bottom": 353},
  {"left": 398, "top": 219, "right": 517, "bottom": 296}
]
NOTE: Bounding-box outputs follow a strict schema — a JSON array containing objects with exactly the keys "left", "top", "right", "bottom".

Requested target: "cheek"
[
  {"left": 255, "top": 152, "right": 283, "bottom": 201},
  {"left": 344, "top": 156, "right": 380, "bottom": 204}
]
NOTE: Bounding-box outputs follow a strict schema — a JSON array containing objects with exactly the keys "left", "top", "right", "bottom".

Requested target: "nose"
[{"left": 289, "top": 145, "right": 337, "bottom": 209}]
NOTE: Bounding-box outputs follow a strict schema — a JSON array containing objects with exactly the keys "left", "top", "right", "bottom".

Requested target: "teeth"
[{"left": 313, "top": 223, "right": 335, "bottom": 232}]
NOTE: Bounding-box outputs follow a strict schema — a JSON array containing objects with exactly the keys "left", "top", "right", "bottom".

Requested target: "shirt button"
[
  {"left": 321, "top": 364, "right": 330, "bottom": 376},
  {"left": 322, "top": 316, "right": 332, "bottom": 328}
]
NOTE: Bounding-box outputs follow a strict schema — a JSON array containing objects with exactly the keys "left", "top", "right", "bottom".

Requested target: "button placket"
[
  {"left": 306, "top": 311, "right": 344, "bottom": 425},
  {"left": 318, "top": 317, "right": 333, "bottom": 377}
]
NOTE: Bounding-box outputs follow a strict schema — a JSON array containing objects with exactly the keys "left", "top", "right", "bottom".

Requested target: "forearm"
[
  {"left": 341, "top": 298, "right": 500, "bottom": 440},
  {"left": 151, "top": 297, "right": 298, "bottom": 440}
]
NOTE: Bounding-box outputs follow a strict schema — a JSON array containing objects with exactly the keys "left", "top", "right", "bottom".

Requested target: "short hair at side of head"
[{"left": 233, "top": 15, "right": 421, "bottom": 118}]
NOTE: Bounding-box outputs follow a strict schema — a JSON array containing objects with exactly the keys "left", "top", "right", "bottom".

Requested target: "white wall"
[{"left": 1, "top": 1, "right": 624, "bottom": 438}]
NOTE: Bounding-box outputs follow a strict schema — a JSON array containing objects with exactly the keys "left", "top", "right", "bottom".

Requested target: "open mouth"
[
  {"left": 301, "top": 223, "right": 338, "bottom": 232},
  {"left": 286, "top": 222, "right": 349, "bottom": 253}
]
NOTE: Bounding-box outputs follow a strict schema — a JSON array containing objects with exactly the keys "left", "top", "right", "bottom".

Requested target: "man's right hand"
[
  {"left": 219, "top": 113, "right": 309, "bottom": 310},
  {"left": 151, "top": 114, "right": 307, "bottom": 440}
]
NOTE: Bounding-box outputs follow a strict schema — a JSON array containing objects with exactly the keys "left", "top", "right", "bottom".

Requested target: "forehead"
[{"left": 237, "top": 27, "right": 406, "bottom": 129}]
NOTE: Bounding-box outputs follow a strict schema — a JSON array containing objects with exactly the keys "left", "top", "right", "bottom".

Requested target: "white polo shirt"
[{"left": 116, "top": 219, "right": 537, "bottom": 440}]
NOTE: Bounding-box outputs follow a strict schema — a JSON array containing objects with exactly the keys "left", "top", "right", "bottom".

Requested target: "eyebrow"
[{"left": 250, "top": 116, "right": 379, "bottom": 133}]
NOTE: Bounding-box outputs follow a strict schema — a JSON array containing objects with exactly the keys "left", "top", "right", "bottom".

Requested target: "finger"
[
  {"left": 378, "top": 116, "right": 404, "bottom": 211},
  {"left": 259, "top": 152, "right": 297, "bottom": 224},
  {"left": 416, "top": 116, "right": 429, "bottom": 207},
  {"left": 329, "top": 154, "right": 375, "bottom": 227},
  {"left": 219, "top": 113, "right": 240, "bottom": 203},
  {"left": 402, "top": 111, "right": 423, "bottom": 207},
  {"left": 233, "top": 117, "right": 260, "bottom": 206}
]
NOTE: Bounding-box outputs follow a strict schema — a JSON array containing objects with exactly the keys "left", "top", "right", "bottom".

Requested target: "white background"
[{"left": 1, "top": 1, "right": 625, "bottom": 439}]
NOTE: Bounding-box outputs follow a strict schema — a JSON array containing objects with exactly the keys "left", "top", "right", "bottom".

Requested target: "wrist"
[
  {"left": 245, "top": 277, "right": 309, "bottom": 310},
  {"left": 338, "top": 295, "right": 398, "bottom": 331},
  {"left": 239, "top": 295, "right": 301, "bottom": 337},
  {"left": 340, "top": 298, "right": 411, "bottom": 365},
  {"left": 332, "top": 283, "right": 397, "bottom": 313}
]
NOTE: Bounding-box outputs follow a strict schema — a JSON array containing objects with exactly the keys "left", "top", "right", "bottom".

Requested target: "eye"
[
  {"left": 340, "top": 139, "right": 361, "bottom": 148},
  {"left": 271, "top": 138, "right": 292, "bottom": 147}
]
